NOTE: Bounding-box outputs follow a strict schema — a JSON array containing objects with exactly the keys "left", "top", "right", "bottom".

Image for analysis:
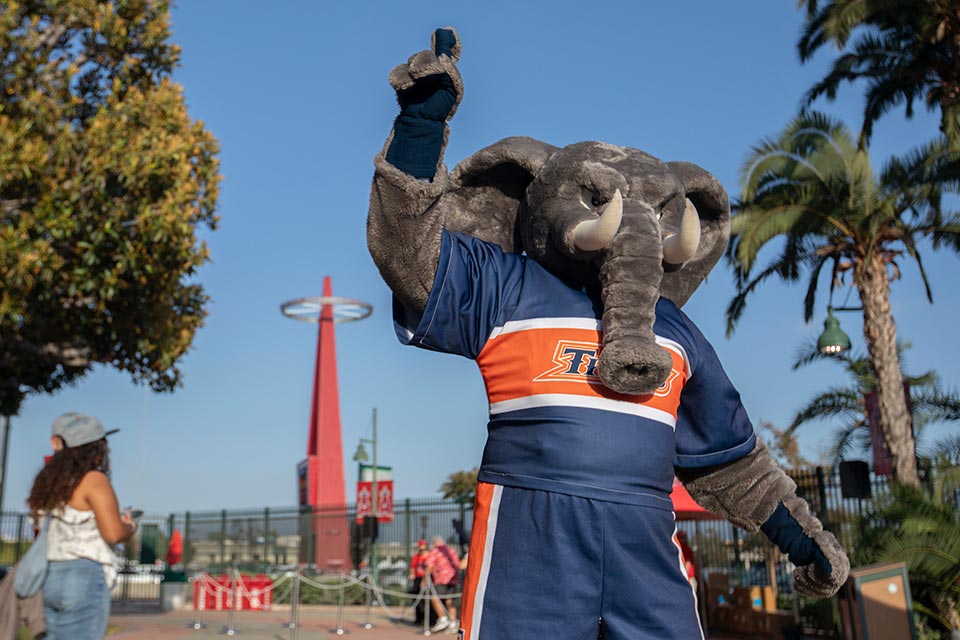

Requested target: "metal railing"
[{"left": 3, "top": 468, "right": 955, "bottom": 633}]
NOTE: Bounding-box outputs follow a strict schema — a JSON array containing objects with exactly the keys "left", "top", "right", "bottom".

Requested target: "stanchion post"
[
  {"left": 222, "top": 567, "right": 239, "bottom": 636},
  {"left": 334, "top": 570, "right": 348, "bottom": 635},
  {"left": 288, "top": 568, "right": 301, "bottom": 640},
  {"left": 190, "top": 574, "right": 207, "bottom": 630},
  {"left": 362, "top": 569, "right": 374, "bottom": 629},
  {"left": 286, "top": 569, "right": 300, "bottom": 631},
  {"left": 422, "top": 575, "right": 432, "bottom": 636}
]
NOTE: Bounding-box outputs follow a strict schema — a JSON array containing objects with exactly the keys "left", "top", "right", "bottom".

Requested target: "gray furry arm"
[
  {"left": 677, "top": 440, "right": 850, "bottom": 597},
  {"left": 674, "top": 439, "right": 793, "bottom": 532},
  {"left": 366, "top": 28, "right": 463, "bottom": 315},
  {"left": 366, "top": 145, "right": 448, "bottom": 314}
]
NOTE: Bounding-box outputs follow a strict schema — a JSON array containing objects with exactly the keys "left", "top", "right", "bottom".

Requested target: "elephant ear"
[
  {"left": 660, "top": 161, "right": 731, "bottom": 307},
  {"left": 442, "top": 136, "right": 558, "bottom": 253}
]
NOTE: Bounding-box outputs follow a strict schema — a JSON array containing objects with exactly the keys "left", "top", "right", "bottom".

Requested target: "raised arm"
[{"left": 367, "top": 28, "right": 463, "bottom": 314}]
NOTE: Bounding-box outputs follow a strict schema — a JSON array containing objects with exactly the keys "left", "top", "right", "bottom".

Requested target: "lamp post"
[
  {"left": 352, "top": 408, "right": 378, "bottom": 586},
  {"left": 0, "top": 415, "right": 10, "bottom": 515}
]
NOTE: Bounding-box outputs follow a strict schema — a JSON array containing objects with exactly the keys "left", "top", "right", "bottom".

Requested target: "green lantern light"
[{"left": 817, "top": 307, "right": 852, "bottom": 355}]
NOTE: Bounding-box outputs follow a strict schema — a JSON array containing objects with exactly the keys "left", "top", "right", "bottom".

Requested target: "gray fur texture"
[{"left": 677, "top": 440, "right": 850, "bottom": 597}]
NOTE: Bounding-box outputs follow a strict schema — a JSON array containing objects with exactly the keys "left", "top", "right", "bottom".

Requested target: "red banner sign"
[
  {"left": 864, "top": 381, "right": 912, "bottom": 477},
  {"left": 356, "top": 479, "right": 394, "bottom": 523}
]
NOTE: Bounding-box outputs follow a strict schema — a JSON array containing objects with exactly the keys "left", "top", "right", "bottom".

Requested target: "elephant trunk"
[{"left": 596, "top": 209, "right": 673, "bottom": 395}]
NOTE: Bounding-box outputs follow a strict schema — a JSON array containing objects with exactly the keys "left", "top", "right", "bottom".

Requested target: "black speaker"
[
  {"left": 351, "top": 522, "right": 363, "bottom": 567},
  {"left": 452, "top": 518, "right": 469, "bottom": 547},
  {"left": 839, "top": 460, "right": 871, "bottom": 499},
  {"left": 362, "top": 514, "right": 378, "bottom": 541}
]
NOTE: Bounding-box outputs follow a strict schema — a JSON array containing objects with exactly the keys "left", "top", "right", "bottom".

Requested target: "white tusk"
[
  {"left": 662, "top": 198, "right": 701, "bottom": 265},
  {"left": 571, "top": 189, "right": 623, "bottom": 251}
]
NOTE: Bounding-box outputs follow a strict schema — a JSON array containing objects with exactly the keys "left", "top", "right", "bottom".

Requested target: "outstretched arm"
[
  {"left": 676, "top": 441, "right": 850, "bottom": 597},
  {"left": 367, "top": 28, "right": 463, "bottom": 314}
]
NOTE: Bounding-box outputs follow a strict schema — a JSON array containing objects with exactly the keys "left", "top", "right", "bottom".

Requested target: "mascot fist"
[{"left": 386, "top": 27, "right": 464, "bottom": 178}]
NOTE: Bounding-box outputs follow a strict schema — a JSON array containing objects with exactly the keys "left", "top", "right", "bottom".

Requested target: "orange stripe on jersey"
[
  {"left": 476, "top": 322, "right": 688, "bottom": 425},
  {"left": 459, "top": 482, "right": 501, "bottom": 640}
]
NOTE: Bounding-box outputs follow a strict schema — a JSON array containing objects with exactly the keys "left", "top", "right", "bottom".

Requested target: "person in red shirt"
[
  {"left": 408, "top": 539, "right": 431, "bottom": 624},
  {"left": 426, "top": 536, "right": 461, "bottom": 633},
  {"left": 676, "top": 530, "right": 697, "bottom": 589}
]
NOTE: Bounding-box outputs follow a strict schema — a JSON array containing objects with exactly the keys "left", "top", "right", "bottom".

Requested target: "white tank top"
[{"left": 46, "top": 504, "right": 119, "bottom": 587}]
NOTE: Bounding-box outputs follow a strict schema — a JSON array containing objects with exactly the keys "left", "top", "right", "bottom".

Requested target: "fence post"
[
  {"left": 263, "top": 507, "right": 270, "bottom": 573},
  {"left": 815, "top": 466, "right": 830, "bottom": 531},
  {"left": 220, "top": 509, "right": 227, "bottom": 567},
  {"left": 404, "top": 498, "right": 412, "bottom": 563},
  {"left": 458, "top": 501, "right": 467, "bottom": 555},
  {"left": 731, "top": 527, "right": 742, "bottom": 585},
  {"left": 15, "top": 513, "right": 25, "bottom": 562},
  {"left": 184, "top": 511, "right": 192, "bottom": 566}
]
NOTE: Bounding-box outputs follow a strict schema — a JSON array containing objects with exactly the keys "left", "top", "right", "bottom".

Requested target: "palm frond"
[
  {"left": 829, "top": 419, "right": 871, "bottom": 463},
  {"left": 802, "top": 254, "right": 833, "bottom": 321},
  {"left": 787, "top": 386, "right": 864, "bottom": 433},
  {"left": 910, "top": 388, "right": 960, "bottom": 424},
  {"left": 900, "top": 234, "right": 935, "bottom": 303}
]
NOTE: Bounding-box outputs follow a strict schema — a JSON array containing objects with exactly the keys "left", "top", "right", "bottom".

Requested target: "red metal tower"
[{"left": 285, "top": 277, "right": 371, "bottom": 570}]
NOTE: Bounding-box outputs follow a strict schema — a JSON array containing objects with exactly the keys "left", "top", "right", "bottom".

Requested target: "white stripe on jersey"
[
  {"left": 465, "top": 485, "right": 503, "bottom": 640},
  {"left": 488, "top": 317, "right": 601, "bottom": 340},
  {"left": 655, "top": 336, "right": 691, "bottom": 378},
  {"left": 489, "top": 393, "right": 677, "bottom": 429}
]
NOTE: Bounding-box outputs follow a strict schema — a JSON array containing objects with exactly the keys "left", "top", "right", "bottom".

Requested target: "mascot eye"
[{"left": 580, "top": 188, "right": 605, "bottom": 210}]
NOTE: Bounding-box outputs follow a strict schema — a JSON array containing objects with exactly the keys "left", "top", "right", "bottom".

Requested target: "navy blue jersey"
[{"left": 395, "top": 231, "right": 756, "bottom": 509}]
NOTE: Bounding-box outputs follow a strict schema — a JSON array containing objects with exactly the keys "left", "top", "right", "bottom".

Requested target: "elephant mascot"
[{"left": 367, "top": 28, "right": 849, "bottom": 640}]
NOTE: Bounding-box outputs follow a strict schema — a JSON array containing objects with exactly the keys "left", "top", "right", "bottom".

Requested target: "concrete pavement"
[{"left": 106, "top": 605, "right": 752, "bottom": 639}]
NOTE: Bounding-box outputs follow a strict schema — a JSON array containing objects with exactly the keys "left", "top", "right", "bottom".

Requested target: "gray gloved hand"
[
  {"left": 762, "top": 495, "right": 850, "bottom": 598},
  {"left": 792, "top": 527, "right": 850, "bottom": 598}
]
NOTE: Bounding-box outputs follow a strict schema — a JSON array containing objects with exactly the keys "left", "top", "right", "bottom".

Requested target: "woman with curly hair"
[{"left": 27, "top": 413, "right": 137, "bottom": 640}]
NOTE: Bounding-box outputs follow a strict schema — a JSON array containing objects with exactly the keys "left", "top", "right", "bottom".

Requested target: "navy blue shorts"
[{"left": 458, "top": 483, "right": 702, "bottom": 640}]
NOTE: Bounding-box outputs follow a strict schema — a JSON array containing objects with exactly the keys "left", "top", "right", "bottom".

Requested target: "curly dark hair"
[{"left": 27, "top": 439, "right": 110, "bottom": 515}]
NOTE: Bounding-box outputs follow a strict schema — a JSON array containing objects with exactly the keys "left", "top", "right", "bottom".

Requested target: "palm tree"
[
  {"left": 786, "top": 340, "right": 960, "bottom": 465},
  {"left": 726, "top": 111, "right": 960, "bottom": 486},
  {"left": 797, "top": 0, "right": 960, "bottom": 146}
]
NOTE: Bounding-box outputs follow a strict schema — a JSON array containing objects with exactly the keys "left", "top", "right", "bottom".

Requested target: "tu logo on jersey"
[
  {"left": 533, "top": 340, "right": 601, "bottom": 383},
  {"left": 534, "top": 339, "right": 680, "bottom": 397}
]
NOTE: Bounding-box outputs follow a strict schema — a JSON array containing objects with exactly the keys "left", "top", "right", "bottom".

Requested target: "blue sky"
[{"left": 6, "top": 1, "right": 959, "bottom": 514}]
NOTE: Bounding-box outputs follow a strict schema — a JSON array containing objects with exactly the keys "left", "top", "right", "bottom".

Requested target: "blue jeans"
[{"left": 43, "top": 559, "right": 111, "bottom": 640}]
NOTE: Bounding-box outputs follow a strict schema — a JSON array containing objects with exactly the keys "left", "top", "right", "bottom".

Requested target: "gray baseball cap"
[{"left": 51, "top": 413, "right": 119, "bottom": 448}]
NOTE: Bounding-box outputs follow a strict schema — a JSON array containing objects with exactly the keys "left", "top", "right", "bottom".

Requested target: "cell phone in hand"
[{"left": 127, "top": 509, "right": 144, "bottom": 520}]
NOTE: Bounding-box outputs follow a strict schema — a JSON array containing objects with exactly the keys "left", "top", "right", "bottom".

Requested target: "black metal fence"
[{"left": 1, "top": 467, "right": 949, "bottom": 632}]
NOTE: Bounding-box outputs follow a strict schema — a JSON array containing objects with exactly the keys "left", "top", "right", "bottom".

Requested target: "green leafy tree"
[
  {"left": 439, "top": 467, "right": 479, "bottom": 503},
  {"left": 797, "top": 0, "right": 960, "bottom": 146},
  {"left": 758, "top": 419, "right": 815, "bottom": 468},
  {"left": 0, "top": 1, "right": 221, "bottom": 415},
  {"left": 726, "top": 112, "right": 960, "bottom": 486},
  {"left": 786, "top": 340, "right": 960, "bottom": 464}
]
